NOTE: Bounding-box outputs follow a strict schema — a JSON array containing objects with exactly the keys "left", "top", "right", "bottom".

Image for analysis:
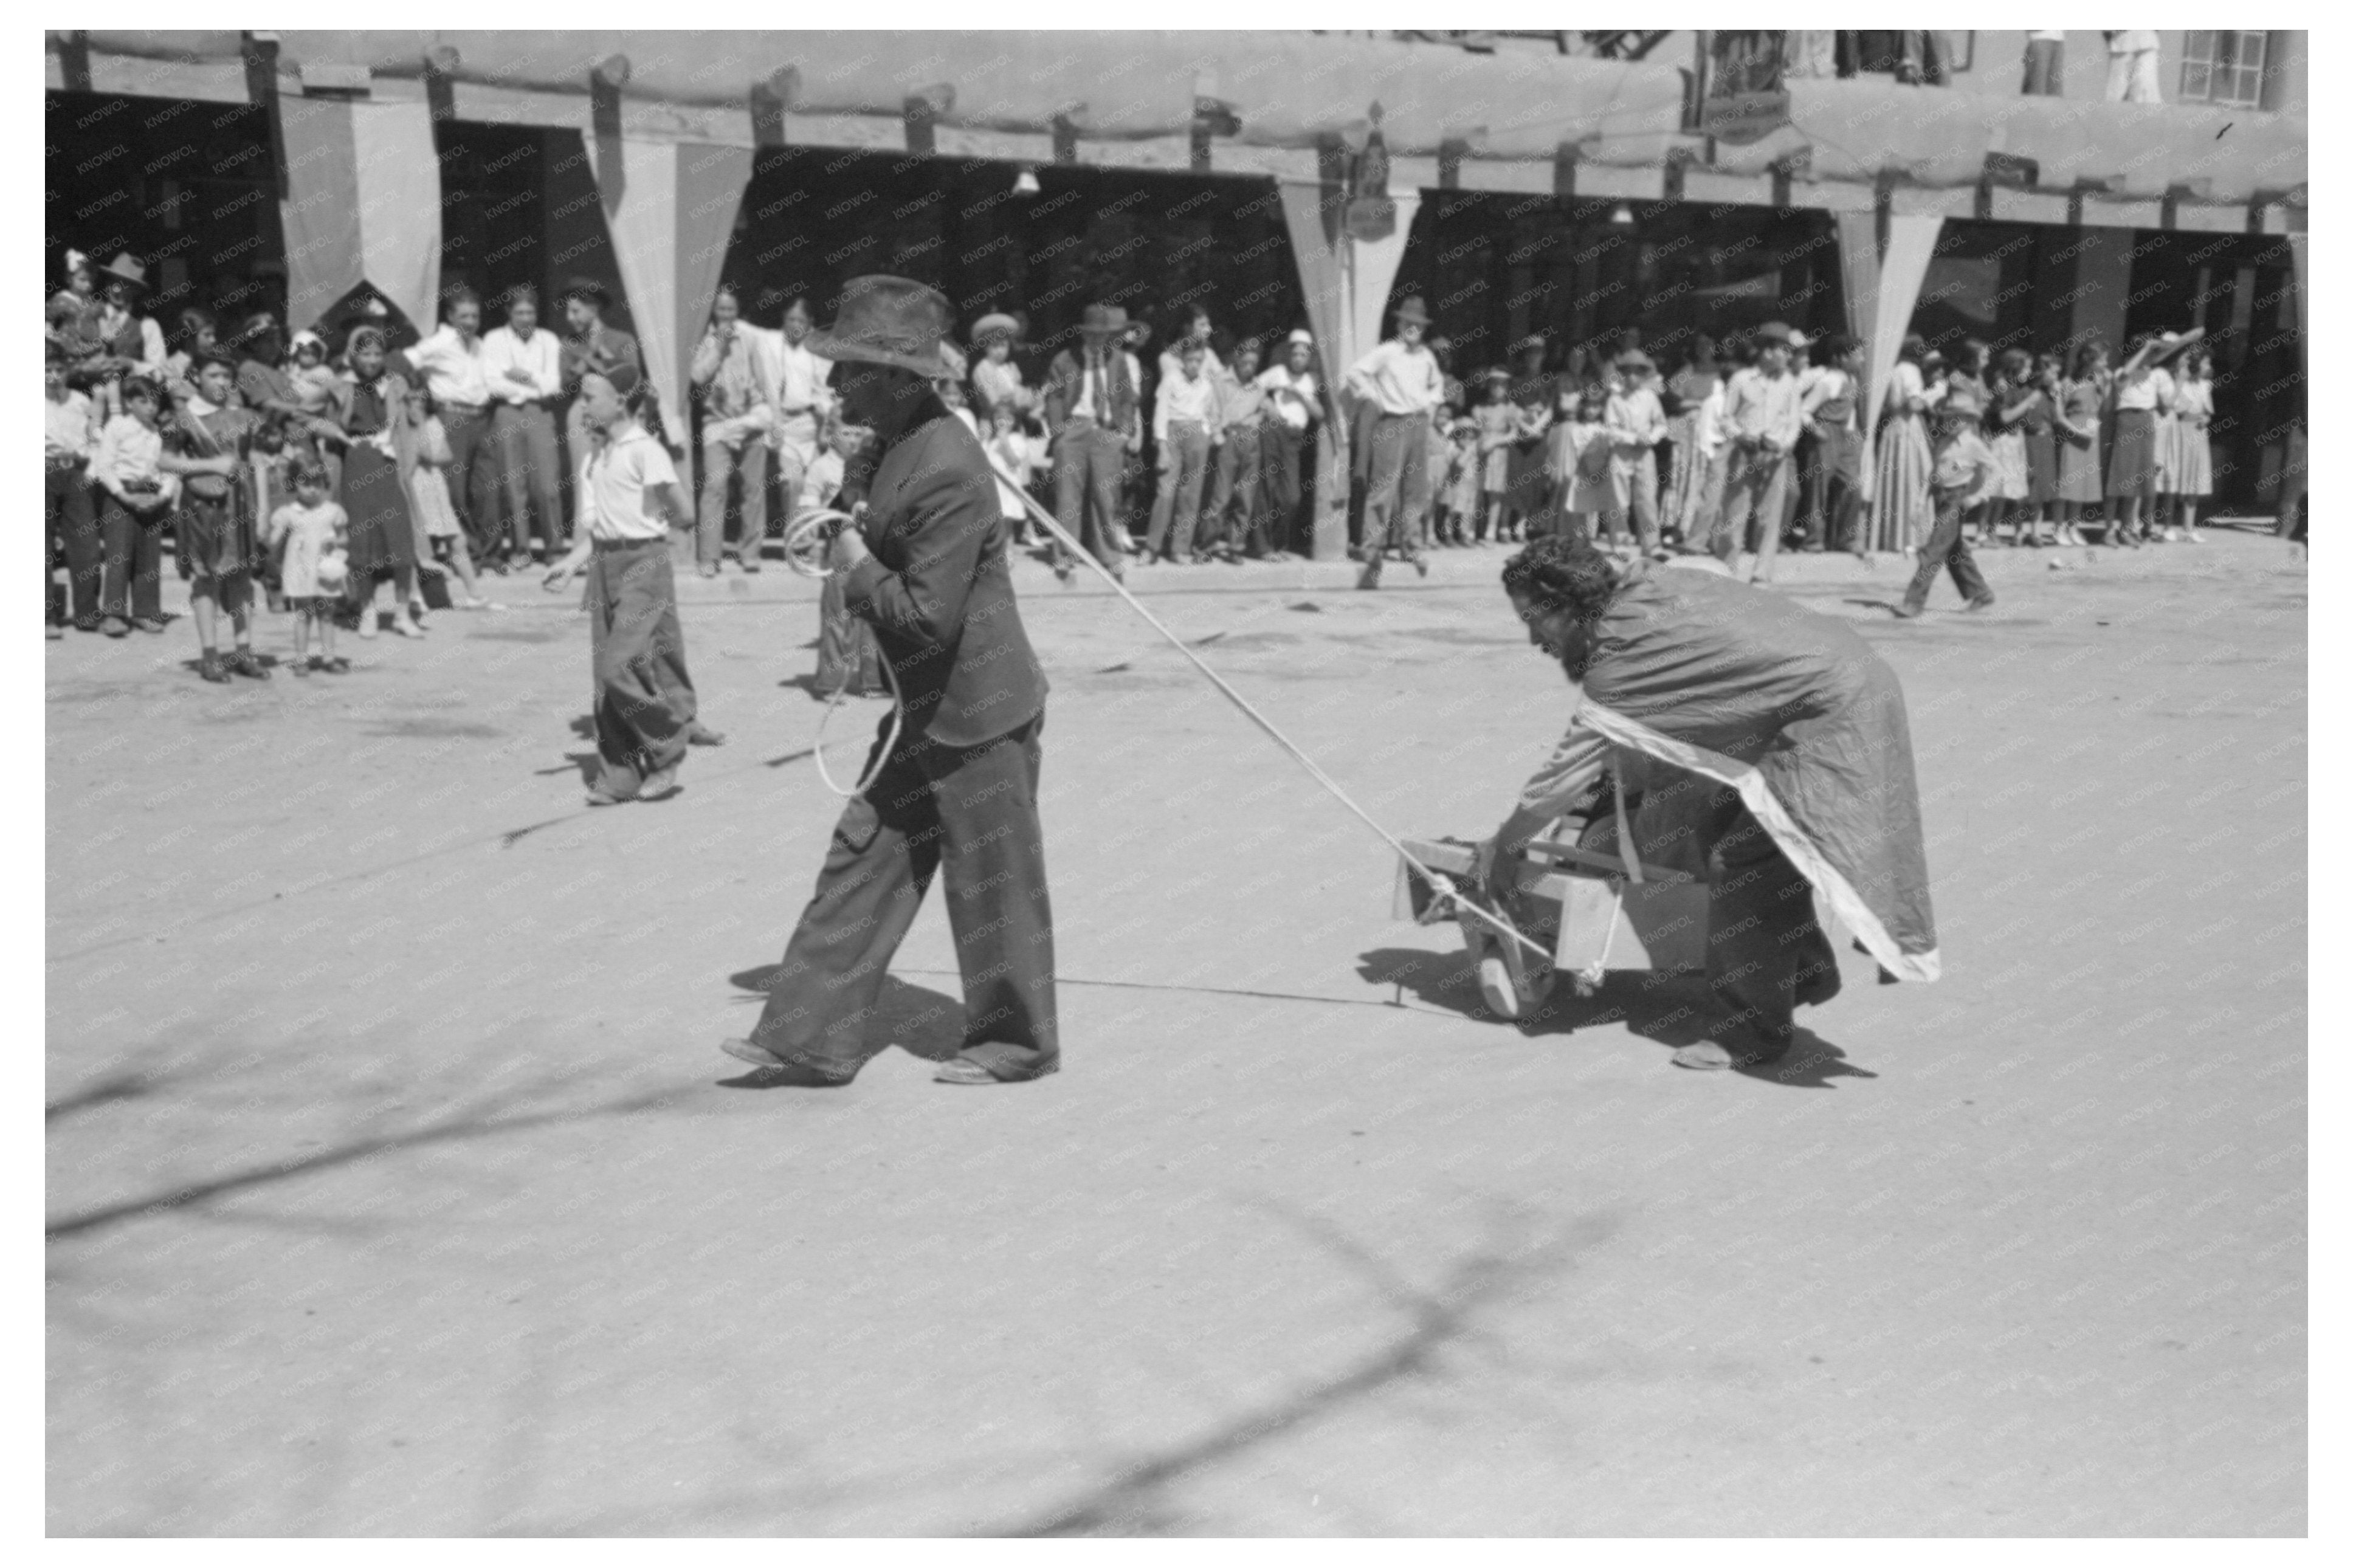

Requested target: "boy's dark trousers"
[
  {"left": 585, "top": 537, "right": 698, "bottom": 784},
  {"left": 751, "top": 713, "right": 1056, "bottom": 1079},
  {"left": 1903, "top": 489, "right": 1993, "bottom": 611},
  {"left": 98, "top": 493, "right": 165, "bottom": 622},
  {"left": 1203, "top": 422, "right": 1264, "bottom": 554},
  {"left": 47, "top": 468, "right": 102, "bottom": 624}
]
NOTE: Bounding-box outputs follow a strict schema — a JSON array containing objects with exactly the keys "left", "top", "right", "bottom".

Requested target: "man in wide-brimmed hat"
[
  {"left": 1603, "top": 348, "right": 1668, "bottom": 555},
  {"left": 1040, "top": 301, "right": 1143, "bottom": 582},
  {"left": 724, "top": 275, "right": 1058, "bottom": 1090},
  {"left": 88, "top": 253, "right": 165, "bottom": 416},
  {"left": 1343, "top": 295, "right": 1444, "bottom": 588}
]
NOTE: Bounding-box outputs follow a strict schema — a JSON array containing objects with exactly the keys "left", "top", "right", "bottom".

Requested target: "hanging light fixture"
[
  {"left": 1610, "top": 202, "right": 1636, "bottom": 226},
  {"left": 1012, "top": 165, "right": 1042, "bottom": 198}
]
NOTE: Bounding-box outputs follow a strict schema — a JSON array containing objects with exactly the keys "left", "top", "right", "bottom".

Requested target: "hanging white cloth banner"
[
  {"left": 1346, "top": 191, "right": 1422, "bottom": 368},
  {"left": 278, "top": 97, "right": 441, "bottom": 334},
  {"left": 1858, "top": 214, "right": 1941, "bottom": 504},
  {"left": 585, "top": 132, "right": 753, "bottom": 475}
]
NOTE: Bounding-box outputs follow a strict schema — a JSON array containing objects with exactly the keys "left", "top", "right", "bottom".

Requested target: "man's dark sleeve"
[{"left": 840, "top": 457, "right": 999, "bottom": 649}]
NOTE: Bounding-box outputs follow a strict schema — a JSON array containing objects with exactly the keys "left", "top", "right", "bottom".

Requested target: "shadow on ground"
[
  {"left": 726, "top": 966, "right": 966, "bottom": 1068},
  {"left": 1356, "top": 946, "right": 1876, "bottom": 1089}
]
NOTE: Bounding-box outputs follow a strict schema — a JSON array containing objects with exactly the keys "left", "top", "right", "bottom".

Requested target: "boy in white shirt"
[{"left": 542, "top": 364, "right": 708, "bottom": 806}]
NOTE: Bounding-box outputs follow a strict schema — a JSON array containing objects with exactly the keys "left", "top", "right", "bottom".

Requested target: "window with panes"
[{"left": 2181, "top": 31, "right": 2270, "bottom": 108}]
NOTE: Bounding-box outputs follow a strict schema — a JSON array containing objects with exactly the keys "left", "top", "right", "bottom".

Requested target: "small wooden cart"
[{"left": 1394, "top": 830, "right": 1710, "bottom": 1019}]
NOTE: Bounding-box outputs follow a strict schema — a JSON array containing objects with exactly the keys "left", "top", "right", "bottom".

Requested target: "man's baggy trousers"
[{"left": 752, "top": 714, "right": 1058, "bottom": 1078}]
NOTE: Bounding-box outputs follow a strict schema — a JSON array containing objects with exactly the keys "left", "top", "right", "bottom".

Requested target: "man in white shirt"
[
  {"left": 1256, "top": 329, "right": 1321, "bottom": 558},
  {"left": 1799, "top": 334, "right": 1867, "bottom": 556},
  {"left": 750, "top": 297, "right": 832, "bottom": 560},
  {"left": 402, "top": 287, "right": 503, "bottom": 569},
  {"left": 1145, "top": 341, "right": 1221, "bottom": 563},
  {"left": 1604, "top": 351, "right": 1668, "bottom": 555},
  {"left": 542, "top": 362, "right": 706, "bottom": 806},
  {"left": 1143, "top": 306, "right": 1225, "bottom": 562},
  {"left": 688, "top": 286, "right": 776, "bottom": 576},
  {"left": 481, "top": 286, "right": 568, "bottom": 565},
  {"left": 1714, "top": 322, "right": 1807, "bottom": 583},
  {"left": 1345, "top": 296, "right": 1445, "bottom": 588}
]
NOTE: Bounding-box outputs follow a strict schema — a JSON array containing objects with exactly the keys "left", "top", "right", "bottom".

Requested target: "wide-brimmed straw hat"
[
  {"left": 971, "top": 312, "right": 1020, "bottom": 343},
  {"left": 804, "top": 275, "right": 957, "bottom": 376}
]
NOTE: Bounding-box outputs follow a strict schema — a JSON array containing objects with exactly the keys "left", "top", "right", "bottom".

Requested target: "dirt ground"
[{"left": 46, "top": 529, "right": 2306, "bottom": 1536}]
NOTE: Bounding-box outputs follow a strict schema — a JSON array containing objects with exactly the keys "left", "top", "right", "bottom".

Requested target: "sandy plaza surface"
[{"left": 47, "top": 529, "right": 2306, "bottom": 1536}]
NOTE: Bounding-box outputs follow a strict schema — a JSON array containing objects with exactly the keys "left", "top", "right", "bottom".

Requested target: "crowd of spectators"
[{"left": 41, "top": 239, "right": 2237, "bottom": 673}]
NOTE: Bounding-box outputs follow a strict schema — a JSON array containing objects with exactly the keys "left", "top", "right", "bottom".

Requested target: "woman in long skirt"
[
  {"left": 333, "top": 328, "right": 424, "bottom": 638},
  {"left": 2053, "top": 341, "right": 2108, "bottom": 544},
  {"left": 2163, "top": 346, "right": 2214, "bottom": 542},
  {"left": 1869, "top": 336, "right": 1936, "bottom": 552}
]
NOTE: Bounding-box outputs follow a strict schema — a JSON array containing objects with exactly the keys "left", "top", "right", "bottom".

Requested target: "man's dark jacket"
[{"left": 839, "top": 399, "right": 1049, "bottom": 748}]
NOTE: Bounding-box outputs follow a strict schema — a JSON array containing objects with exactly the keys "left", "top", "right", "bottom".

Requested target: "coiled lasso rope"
[{"left": 783, "top": 505, "right": 903, "bottom": 799}]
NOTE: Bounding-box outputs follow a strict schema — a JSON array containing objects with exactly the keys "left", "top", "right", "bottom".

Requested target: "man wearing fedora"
[
  {"left": 725, "top": 277, "right": 1058, "bottom": 1089},
  {"left": 84, "top": 254, "right": 166, "bottom": 421},
  {"left": 1041, "top": 302, "right": 1144, "bottom": 583},
  {"left": 1344, "top": 295, "right": 1445, "bottom": 588}
]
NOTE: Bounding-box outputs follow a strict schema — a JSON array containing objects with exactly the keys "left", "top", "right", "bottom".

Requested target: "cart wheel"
[{"left": 1478, "top": 953, "right": 1520, "bottom": 1020}]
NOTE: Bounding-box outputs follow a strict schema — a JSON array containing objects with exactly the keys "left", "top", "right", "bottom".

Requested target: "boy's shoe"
[
  {"left": 1965, "top": 593, "right": 1996, "bottom": 611},
  {"left": 223, "top": 647, "right": 270, "bottom": 679},
  {"left": 1890, "top": 602, "right": 1924, "bottom": 619},
  {"left": 46, "top": 624, "right": 63, "bottom": 641},
  {"left": 198, "top": 650, "right": 231, "bottom": 683},
  {"left": 132, "top": 617, "right": 167, "bottom": 634}
]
